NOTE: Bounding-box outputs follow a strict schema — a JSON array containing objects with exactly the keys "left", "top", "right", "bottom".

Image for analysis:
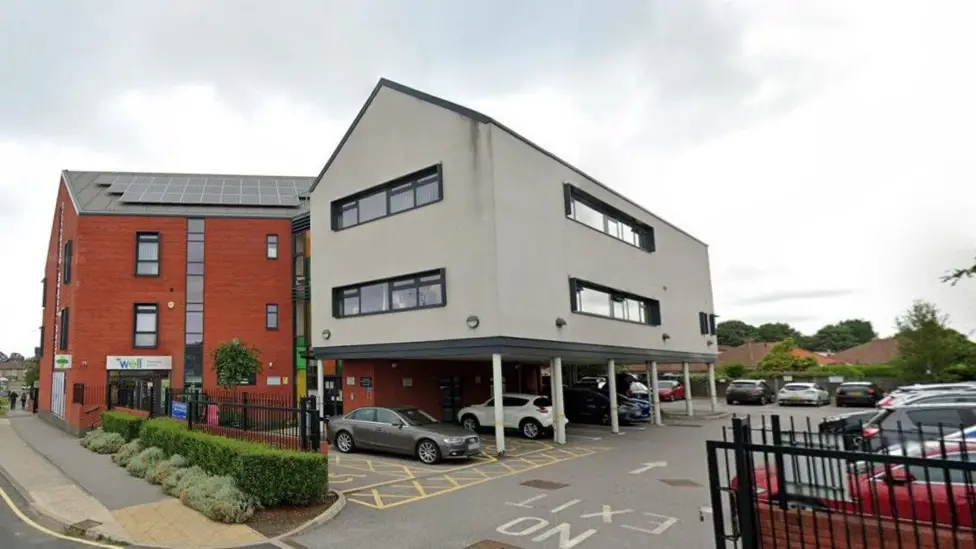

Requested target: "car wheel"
[
  {"left": 726, "top": 398, "right": 734, "bottom": 405},
  {"left": 461, "top": 415, "right": 480, "bottom": 432},
  {"left": 759, "top": 395, "right": 767, "bottom": 405},
  {"left": 334, "top": 431, "right": 355, "bottom": 454},
  {"left": 521, "top": 418, "right": 543, "bottom": 439},
  {"left": 416, "top": 439, "right": 441, "bottom": 465}
]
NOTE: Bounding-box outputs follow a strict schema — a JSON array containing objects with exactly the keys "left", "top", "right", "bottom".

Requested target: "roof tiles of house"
[
  {"left": 831, "top": 338, "right": 899, "bottom": 365},
  {"left": 717, "top": 342, "right": 839, "bottom": 367}
]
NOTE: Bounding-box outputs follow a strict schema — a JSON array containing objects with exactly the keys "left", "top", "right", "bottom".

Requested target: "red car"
[
  {"left": 658, "top": 380, "right": 685, "bottom": 401},
  {"left": 732, "top": 440, "right": 976, "bottom": 528}
]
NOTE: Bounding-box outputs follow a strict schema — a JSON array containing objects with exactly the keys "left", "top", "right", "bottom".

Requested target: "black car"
[
  {"left": 834, "top": 381, "right": 884, "bottom": 407},
  {"left": 725, "top": 379, "right": 776, "bottom": 405},
  {"left": 818, "top": 409, "right": 879, "bottom": 450},
  {"left": 563, "top": 388, "right": 643, "bottom": 425}
]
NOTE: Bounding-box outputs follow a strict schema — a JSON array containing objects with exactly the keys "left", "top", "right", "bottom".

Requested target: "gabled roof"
[
  {"left": 717, "top": 341, "right": 840, "bottom": 367},
  {"left": 309, "top": 78, "right": 707, "bottom": 246},
  {"left": 62, "top": 170, "right": 314, "bottom": 219},
  {"left": 832, "top": 338, "right": 899, "bottom": 365}
]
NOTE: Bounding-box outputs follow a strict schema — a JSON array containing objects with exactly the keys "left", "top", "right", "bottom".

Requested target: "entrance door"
[
  {"left": 321, "top": 376, "right": 342, "bottom": 418},
  {"left": 51, "top": 371, "right": 66, "bottom": 418},
  {"left": 438, "top": 376, "right": 462, "bottom": 422}
]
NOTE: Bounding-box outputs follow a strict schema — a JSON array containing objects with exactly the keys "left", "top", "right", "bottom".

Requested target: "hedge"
[
  {"left": 140, "top": 418, "right": 328, "bottom": 507},
  {"left": 101, "top": 410, "right": 145, "bottom": 441}
]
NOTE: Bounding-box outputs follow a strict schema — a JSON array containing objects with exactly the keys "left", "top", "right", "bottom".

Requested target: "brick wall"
[{"left": 757, "top": 505, "right": 973, "bottom": 548}]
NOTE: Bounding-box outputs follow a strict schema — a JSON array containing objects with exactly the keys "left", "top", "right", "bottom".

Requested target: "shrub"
[
  {"left": 87, "top": 431, "right": 126, "bottom": 454},
  {"left": 112, "top": 439, "right": 143, "bottom": 466},
  {"left": 146, "top": 454, "right": 188, "bottom": 485},
  {"left": 126, "top": 447, "right": 166, "bottom": 478},
  {"left": 140, "top": 418, "right": 328, "bottom": 507},
  {"left": 722, "top": 362, "right": 747, "bottom": 379},
  {"left": 163, "top": 465, "right": 206, "bottom": 498},
  {"left": 101, "top": 410, "right": 145, "bottom": 441},
  {"left": 180, "top": 473, "right": 258, "bottom": 524},
  {"left": 80, "top": 428, "right": 104, "bottom": 448}
]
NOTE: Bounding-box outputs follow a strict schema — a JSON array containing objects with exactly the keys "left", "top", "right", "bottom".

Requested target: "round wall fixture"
[
  {"left": 466, "top": 315, "right": 480, "bottom": 329},
  {"left": 167, "top": 301, "right": 175, "bottom": 309},
  {"left": 662, "top": 333, "right": 671, "bottom": 342},
  {"left": 321, "top": 329, "right": 331, "bottom": 341},
  {"left": 555, "top": 317, "right": 567, "bottom": 328}
]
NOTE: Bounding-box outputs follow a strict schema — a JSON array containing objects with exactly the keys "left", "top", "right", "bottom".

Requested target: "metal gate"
[{"left": 51, "top": 371, "right": 66, "bottom": 418}]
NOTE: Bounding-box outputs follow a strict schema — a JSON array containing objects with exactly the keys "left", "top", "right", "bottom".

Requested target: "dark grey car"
[
  {"left": 859, "top": 402, "right": 976, "bottom": 452},
  {"left": 327, "top": 405, "right": 481, "bottom": 464}
]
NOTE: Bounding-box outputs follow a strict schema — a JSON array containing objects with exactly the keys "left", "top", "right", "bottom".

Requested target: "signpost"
[{"left": 171, "top": 401, "right": 188, "bottom": 421}]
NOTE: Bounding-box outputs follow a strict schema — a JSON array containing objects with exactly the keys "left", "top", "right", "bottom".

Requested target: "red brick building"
[{"left": 38, "top": 171, "right": 313, "bottom": 433}]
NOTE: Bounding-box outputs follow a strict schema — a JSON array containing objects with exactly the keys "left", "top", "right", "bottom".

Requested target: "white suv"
[{"left": 457, "top": 393, "right": 565, "bottom": 439}]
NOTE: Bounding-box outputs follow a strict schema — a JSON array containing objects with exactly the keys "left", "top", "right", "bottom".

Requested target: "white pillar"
[
  {"left": 552, "top": 357, "right": 566, "bottom": 445},
  {"left": 607, "top": 360, "right": 619, "bottom": 434},
  {"left": 649, "top": 361, "right": 662, "bottom": 426},
  {"left": 316, "top": 359, "right": 326, "bottom": 431},
  {"left": 708, "top": 362, "right": 718, "bottom": 413},
  {"left": 492, "top": 353, "right": 506, "bottom": 457},
  {"left": 683, "top": 361, "right": 694, "bottom": 417},
  {"left": 549, "top": 359, "right": 558, "bottom": 443}
]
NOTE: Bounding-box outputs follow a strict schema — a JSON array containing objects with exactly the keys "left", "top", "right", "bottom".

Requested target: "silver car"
[{"left": 327, "top": 405, "right": 481, "bottom": 464}]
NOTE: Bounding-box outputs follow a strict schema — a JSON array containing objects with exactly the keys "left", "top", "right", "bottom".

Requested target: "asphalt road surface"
[{"left": 0, "top": 474, "right": 118, "bottom": 548}]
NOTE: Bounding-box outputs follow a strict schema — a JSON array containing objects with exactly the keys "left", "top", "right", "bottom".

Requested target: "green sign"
[{"left": 54, "top": 355, "right": 72, "bottom": 369}]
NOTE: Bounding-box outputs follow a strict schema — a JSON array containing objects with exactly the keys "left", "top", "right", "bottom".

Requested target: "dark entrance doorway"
[
  {"left": 321, "top": 375, "right": 343, "bottom": 418},
  {"left": 438, "top": 376, "right": 462, "bottom": 422}
]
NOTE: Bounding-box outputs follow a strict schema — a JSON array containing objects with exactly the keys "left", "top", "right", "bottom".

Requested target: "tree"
[
  {"left": 716, "top": 320, "right": 759, "bottom": 347},
  {"left": 893, "top": 300, "right": 976, "bottom": 381},
  {"left": 837, "top": 319, "right": 877, "bottom": 346},
  {"left": 722, "top": 362, "right": 747, "bottom": 379},
  {"left": 211, "top": 339, "right": 263, "bottom": 388},
  {"left": 23, "top": 357, "right": 39, "bottom": 388},
  {"left": 756, "top": 323, "right": 802, "bottom": 343},
  {"left": 806, "top": 324, "right": 859, "bottom": 353},
  {"left": 943, "top": 258, "right": 976, "bottom": 286},
  {"left": 757, "top": 338, "right": 820, "bottom": 373}
]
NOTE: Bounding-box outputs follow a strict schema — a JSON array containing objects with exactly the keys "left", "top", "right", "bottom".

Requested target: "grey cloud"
[
  {"left": 0, "top": 0, "right": 822, "bottom": 152},
  {"left": 732, "top": 288, "right": 861, "bottom": 306}
]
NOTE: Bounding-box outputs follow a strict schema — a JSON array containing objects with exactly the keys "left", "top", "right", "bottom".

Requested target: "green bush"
[
  {"left": 146, "top": 454, "right": 188, "bottom": 485},
  {"left": 722, "top": 362, "right": 748, "bottom": 379},
  {"left": 112, "top": 439, "right": 143, "bottom": 466},
  {"left": 140, "top": 418, "right": 328, "bottom": 507},
  {"left": 101, "top": 410, "right": 145, "bottom": 441},
  {"left": 126, "top": 447, "right": 166, "bottom": 478},
  {"left": 180, "top": 473, "right": 258, "bottom": 524},
  {"left": 81, "top": 429, "right": 126, "bottom": 454},
  {"left": 163, "top": 465, "right": 206, "bottom": 498}
]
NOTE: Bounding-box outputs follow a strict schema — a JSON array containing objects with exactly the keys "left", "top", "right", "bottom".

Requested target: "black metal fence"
[{"left": 706, "top": 415, "right": 976, "bottom": 548}]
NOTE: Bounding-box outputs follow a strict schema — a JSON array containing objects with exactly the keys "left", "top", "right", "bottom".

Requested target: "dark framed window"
[
  {"left": 266, "top": 234, "right": 279, "bottom": 259},
  {"left": 333, "top": 269, "right": 446, "bottom": 318},
  {"left": 135, "top": 233, "right": 160, "bottom": 276},
  {"left": 38, "top": 326, "right": 44, "bottom": 357},
  {"left": 708, "top": 314, "right": 717, "bottom": 335},
  {"left": 331, "top": 165, "right": 443, "bottom": 231},
  {"left": 569, "top": 278, "right": 661, "bottom": 326},
  {"left": 563, "top": 184, "right": 655, "bottom": 252},
  {"left": 41, "top": 277, "right": 47, "bottom": 308},
  {"left": 58, "top": 308, "right": 70, "bottom": 350},
  {"left": 133, "top": 303, "right": 159, "bottom": 348},
  {"left": 266, "top": 304, "right": 279, "bottom": 330},
  {"left": 62, "top": 240, "right": 73, "bottom": 284},
  {"left": 698, "top": 312, "right": 709, "bottom": 335}
]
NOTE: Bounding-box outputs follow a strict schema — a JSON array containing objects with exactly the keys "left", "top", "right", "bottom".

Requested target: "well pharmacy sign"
[
  {"left": 54, "top": 354, "right": 72, "bottom": 369},
  {"left": 106, "top": 356, "right": 173, "bottom": 371}
]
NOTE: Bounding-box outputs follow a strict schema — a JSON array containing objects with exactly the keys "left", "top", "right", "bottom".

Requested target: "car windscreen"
[
  {"left": 658, "top": 381, "right": 678, "bottom": 388},
  {"left": 729, "top": 381, "right": 757, "bottom": 388},
  {"left": 398, "top": 408, "right": 438, "bottom": 426},
  {"left": 782, "top": 384, "right": 814, "bottom": 391}
]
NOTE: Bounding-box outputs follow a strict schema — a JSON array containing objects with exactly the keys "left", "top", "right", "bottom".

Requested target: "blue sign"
[{"left": 171, "top": 401, "right": 188, "bottom": 421}]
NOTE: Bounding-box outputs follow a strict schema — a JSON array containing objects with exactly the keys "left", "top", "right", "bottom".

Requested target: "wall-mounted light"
[
  {"left": 321, "top": 329, "right": 331, "bottom": 341},
  {"left": 662, "top": 333, "right": 671, "bottom": 342},
  {"left": 706, "top": 340, "right": 714, "bottom": 347},
  {"left": 555, "top": 317, "right": 567, "bottom": 328},
  {"left": 466, "top": 315, "right": 480, "bottom": 329}
]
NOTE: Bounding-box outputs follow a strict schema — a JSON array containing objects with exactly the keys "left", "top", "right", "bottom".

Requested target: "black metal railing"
[{"left": 705, "top": 414, "right": 976, "bottom": 548}]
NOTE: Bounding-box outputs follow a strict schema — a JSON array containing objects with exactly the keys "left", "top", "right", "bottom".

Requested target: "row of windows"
[
  {"left": 331, "top": 165, "right": 443, "bottom": 230},
  {"left": 133, "top": 232, "right": 279, "bottom": 277},
  {"left": 569, "top": 278, "right": 662, "bottom": 326},
  {"left": 129, "top": 303, "right": 281, "bottom": 350},
  {"left": 564, "top": 184, "right": 656, "bottom": 253},
  {"left": 698, "top": 312, "right": 717, "bottom": 336},
  {"left": 333, "top": 269, "right": 446, "bottom": 318}
]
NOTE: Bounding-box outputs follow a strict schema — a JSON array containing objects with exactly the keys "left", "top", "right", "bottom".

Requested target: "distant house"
[
  {"left": 831, "top": 338, "right": 899, "bottom": 365},
  {"left": 716, "top": 341, "right": 839, "bottom": 368}
]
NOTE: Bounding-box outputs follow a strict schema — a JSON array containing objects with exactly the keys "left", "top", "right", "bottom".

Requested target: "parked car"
[
  {"left": 574, "top": 373, "right": 649, "bottom": 400},
  {"left": 876, "top": 383, "right": 976, "bottom": 408},
  {"left": 725, "top": 379, "right": 776, "bottom": 405},
  {"left": 889, "top": 390, "right": 976, "bottom": 408},
  {"left": 734, "top": 440, "right": 976, "bottom": 527},
  {"left": 657, "top": 380, "right": 685, "bottom": 401},
  {"left": 456, "top": 393, "right": 564, "bottom": 439},
  {"left": 834, "top": 381, "right": 885, "bottom": 407},
  {"left": 857, "top": 402, "right": 976, "bottom": 452},
  {"left": 777, "top": 382, "right": 830, "bottom": 406},
  {"left": 818, "top": 409, "right": 880, "bottom": 450},
  {"left": 563, "top": 388, "right": 643, "bottom": 425},
  {"left": 328, "top": 405, "right": 481, "bottom": 464},
  {"left": 587, "top": 385, "right": 652, "bottom": 420}
]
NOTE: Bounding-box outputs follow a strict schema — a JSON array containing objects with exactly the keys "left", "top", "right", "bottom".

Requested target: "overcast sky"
[{"left": 1, "top": 0, "right": 973, "bottom": 356}]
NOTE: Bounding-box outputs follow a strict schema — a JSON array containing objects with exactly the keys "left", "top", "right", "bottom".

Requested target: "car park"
[
  {"left": 586, "top": 384, "right": 652, "bottom": 420},
  {"left": 876, "top": 382, "right": 976, "bottom": 408},
  {"left": 574, "top": 373, "right": 649, "bottom": 399},
  {"left": 834, "top": 381, "right": 885, "bottom": 407},
  {"left": 725, "top": 379, "right": 776, "bottom": 405},
  {"left": 456, "top": 393, "right": 563, "bottom": 440},
  {"left": 328, "top": 405, "right": 481, "bottom": 464},
  {"left": 818, "top": 409, "right": 879, "bottom": 450},
  {"left": 657, "top": 380, "right": 685, "bottom": 401},
  {"left": 777, "top": 382, "right": 830, "bottom": 406},
  {"left": 858, "top": 402, "right": 976, "bottom": 452},
  {"left": 563, "top": 387, "right": 644, "bottom": 425}
]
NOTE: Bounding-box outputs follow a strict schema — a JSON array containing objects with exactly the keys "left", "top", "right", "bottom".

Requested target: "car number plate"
[
  {"left": 789, "top": 395, "right": 801, "bottom": 400},
  {"left": 849, "top": 391, "right": 864, "bottom": 396},
  {"left": 468, "top": 442, "right": 480, "bottom": 450}
]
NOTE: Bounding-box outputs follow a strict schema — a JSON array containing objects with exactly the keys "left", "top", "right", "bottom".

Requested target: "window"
[
  {"left": 333, "top": 269, "right": 446, "bottom": 318},
  {"left": 502, "top": 397, "right": 530, "bottom": 407},
  {"left": 907, "top": 409, "right": 969, "bottom": 429},
  {"left": 62, "top": 241, "right": 73, "bottom": 284},
  {"left": 709, "top": 314, "right": 717, "bottom": 335},
  {"left": 563, "top": 184, "right": 655, "bottom": 252},
  {"left": 58, "top": 308, "right": 69, "bottom": 350},
  {"left": 133, "top": 304, "right": 159, "bottom": 348},
  {"left": 698, "top": 312, "right": 709, "bottom": 335},
  {"left": 38, "top": 326, "right": 44, "bottom": 357},
  {"left": 266, "top": 234, "right": 278, "bottom": 259},
  {"left": 347, "top": 408, "right": 376, "bottom": 422},
  {"left": 569, "top": 278, "right": 661, "bottom": 326},
  {"left": 534, "top": 397, "right": 552, "bottom": 408},
  {"left": 375, "top": 409, "right": 399, "bottom": 424},
  {"left": 266, "top": 304, "right": 279, "bottom": 330},
  {"left": 331, "top": 165, "right": 443, "bottom": 230},
  {"left": 135, "top": 233, "right": 160, "bottom": 276},
  {"left": 41, "top": 278, "right": 47, "bottom": 308}
]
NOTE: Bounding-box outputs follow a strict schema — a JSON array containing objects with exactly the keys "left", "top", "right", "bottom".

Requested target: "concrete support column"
[
  {"left": 708, "top": 362, "right": 718, "bottom": 413},
  {"left": 316, "top": 359, "right": 326, "bottom": 432},
  {"left": 552, "top": 357, "right": 566, "bottom": 445},
  {"left": 683, "top": 361, "right": 694, "bottom": 417},
  {"left": 549, "top": 359, "right": 558, "bottom": 443},
  {"left": 607, "top": 359, "right": 620, "bottom": 434},
  {"left": 491, "top": 353, "right": 506, "bottom": 457},
  {"left": 648, "top": 361, "right": 662, "bottom": 426}
]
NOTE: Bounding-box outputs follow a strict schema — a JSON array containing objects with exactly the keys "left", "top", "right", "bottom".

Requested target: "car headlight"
[{"left": 444, "top": 436, "right": 467, "bottom": 444}]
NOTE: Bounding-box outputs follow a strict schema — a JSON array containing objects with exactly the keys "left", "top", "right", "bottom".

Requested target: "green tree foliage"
[
  {"left": 721, "top": 362, "right": 747, "bottom": 379},
  {"left": 757, "top": 338, "right": 819, "bottom": 373},
  {"left": 211, "top": 339, "right": 263, "bottom": 388},
  {"left": 756, "top": 323, "right": 802, "bottom": 343},
  {"left": 716, "top": 320, "right": 759, "bottom": 347},
  {"left": 837, "top": 319, "right": 878, "bottom": 346},
  {"left": 893, "top": 300, "right": 976, "bottom": 381},
  {"left": 23, "top": 356, "right": 39, "bottom": 388},
  {"left": 943, "top": 258, "right": 976, "bottom": 286}
]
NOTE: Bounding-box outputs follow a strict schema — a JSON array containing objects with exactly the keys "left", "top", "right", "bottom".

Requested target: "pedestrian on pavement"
[
  {"left": 20, "top": 392, "right": 26, "bottom": 409},
  {"left": 8, "top": 390, "right": 18, "bottom": 410}
]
